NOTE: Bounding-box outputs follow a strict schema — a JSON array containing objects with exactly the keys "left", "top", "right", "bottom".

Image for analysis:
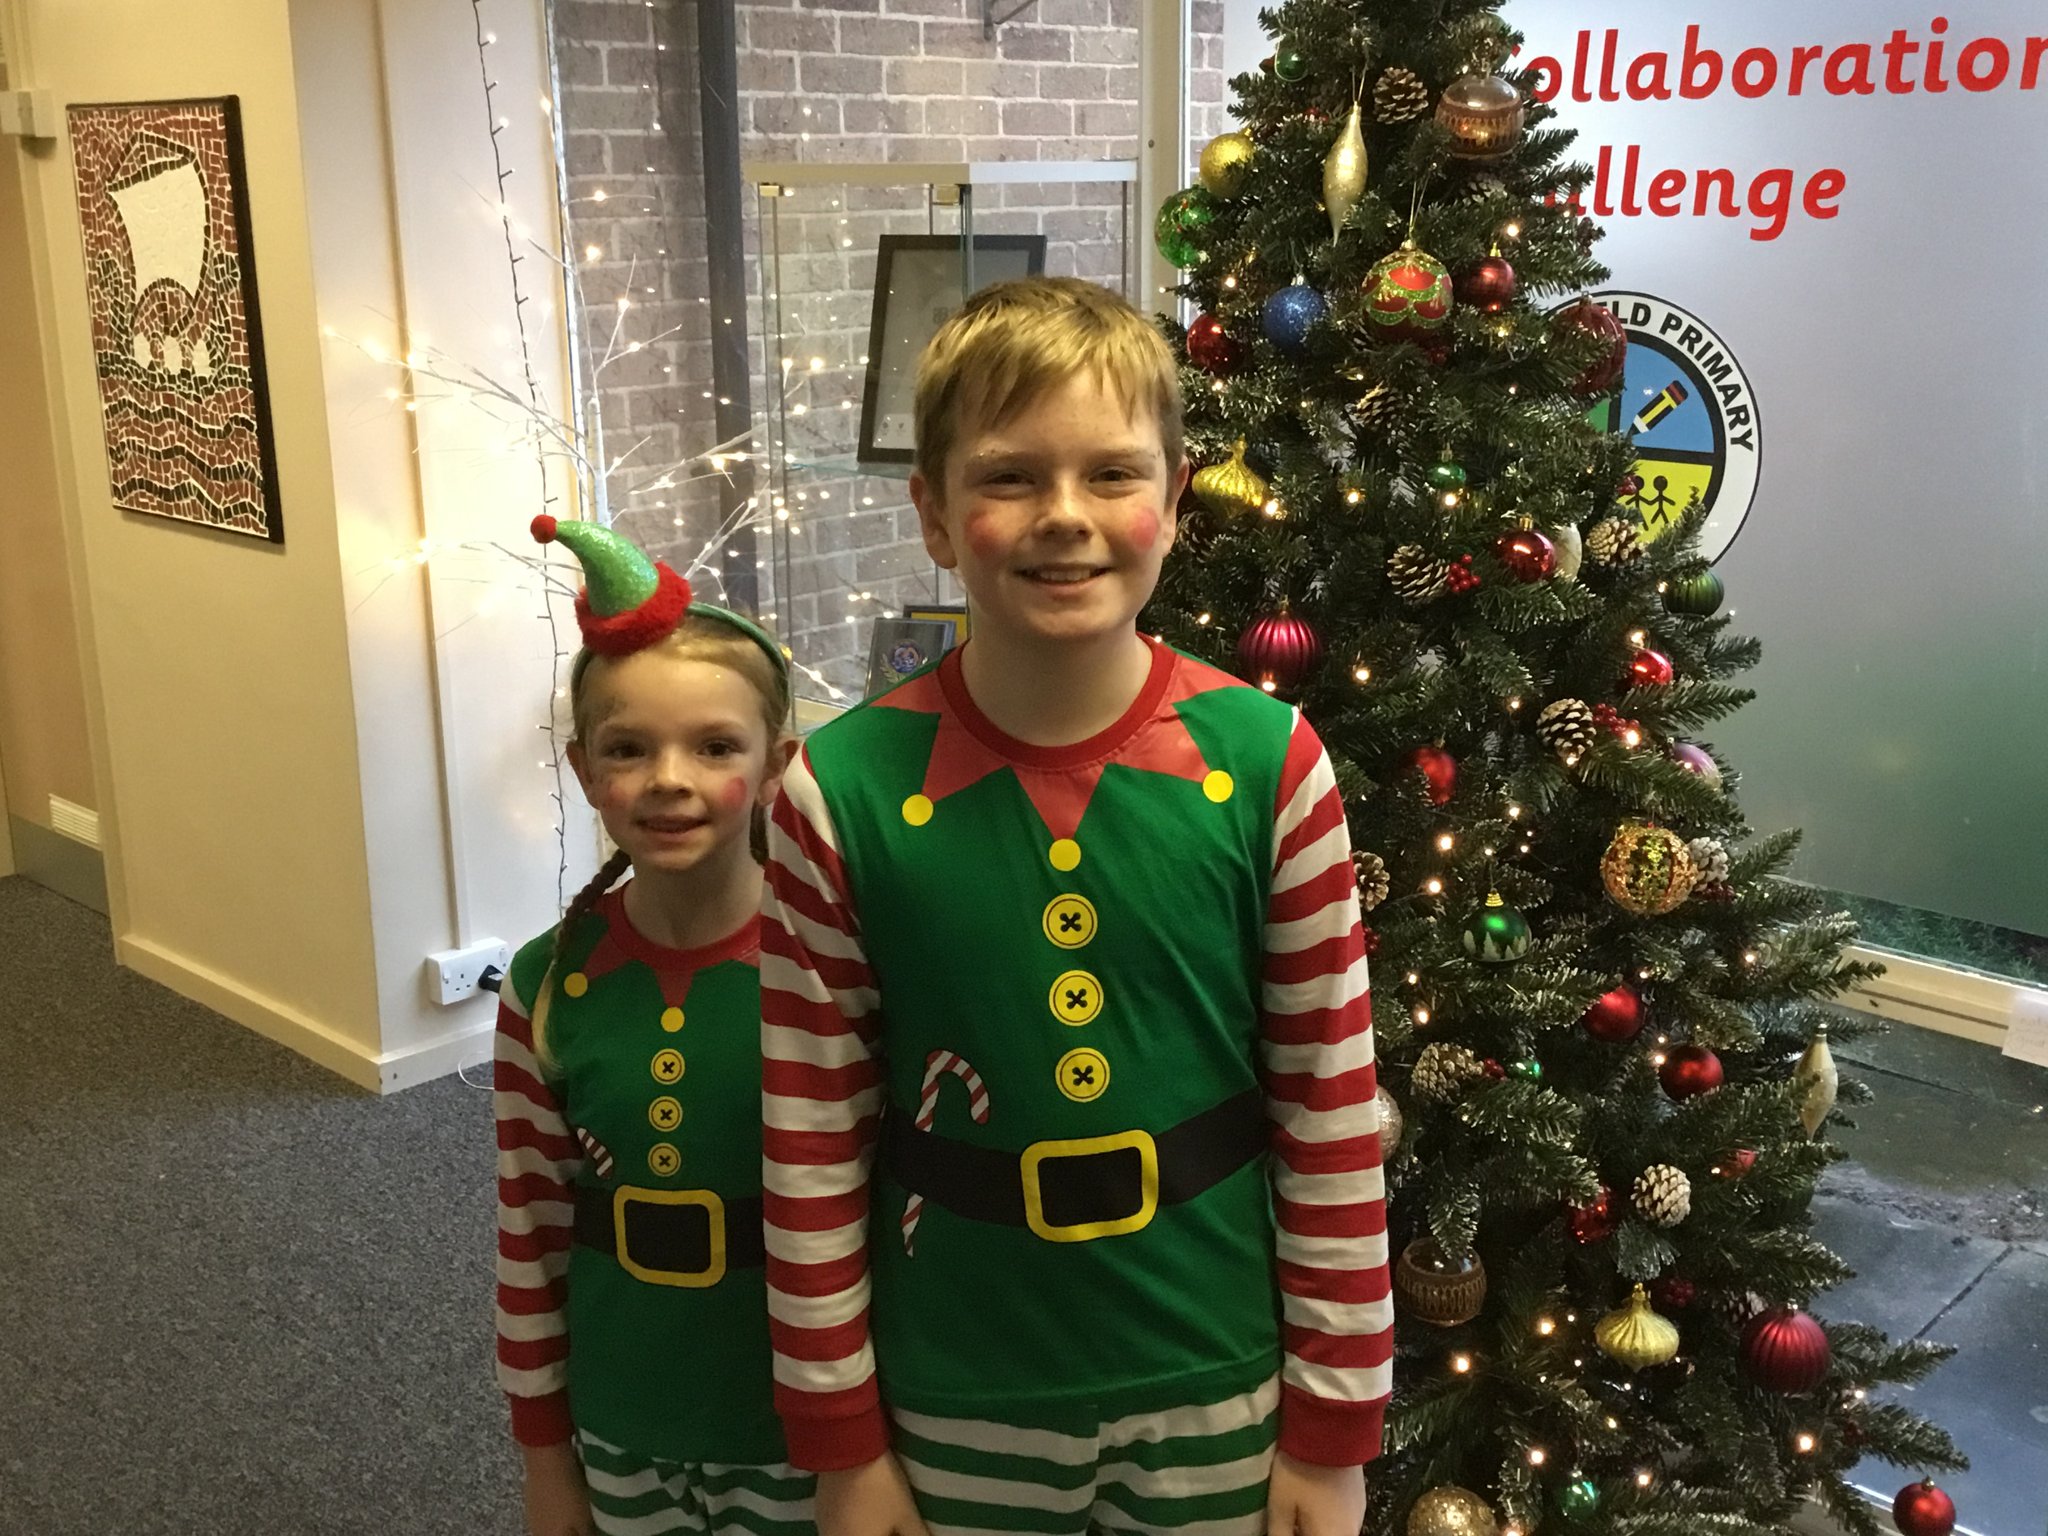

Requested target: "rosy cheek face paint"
[
  {"left": 1121, "top": 506, "right": 1162, "bottom": 550},
  {"left": 716, "top": 776, "right": 752, "bottom": 816},
  {"left": 962, "top": 508, "right": 1008, "bottom": 565}
]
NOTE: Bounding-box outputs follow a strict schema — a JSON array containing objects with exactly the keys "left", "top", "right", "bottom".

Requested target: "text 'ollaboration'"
[{"left": 1520, "top": 20, "right": 2047, "bottom": 241}]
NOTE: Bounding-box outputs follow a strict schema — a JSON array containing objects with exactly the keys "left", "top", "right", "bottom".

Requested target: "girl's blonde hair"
[
  {"left": 912, "top": 276, "right": 1185, "bottom": 494},
  {"left": 528, "top": 613, "right": 791, "bottom": 1070}
]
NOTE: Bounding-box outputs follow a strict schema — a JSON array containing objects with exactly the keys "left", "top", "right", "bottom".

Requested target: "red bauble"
[
  {"left": 1893, "top": 1482, "right": 1957, "bottom": 1536},
  {"left": 1402, "top": 745, "right": 1458, "bottom": 806},
  {"left": 1618, "top": 472, "right": 1644, "bottom": 499},
  {"left": 1583, "top": 983, "right": 1645, "bottom": 1043},
  {"left": 1650, "top": 1275, "right": 1697, "bottom": 1310},
  {"left": 1237, "top": 607, "right": 1323, "bottom": 690},
  {"left": 1495, "top": 527, "right": 1557, "bottom": 582},
  {"left": 1742, "top": 1307, "right": 1832, "bottom": 1393},
  {"left": 1456, "top": 255, "right": 1517, "bottom": 312},
  {"left": 1363, "top": 244, "right": 1455, "bottom": 347},
  {"left": 1718, "top": 1147, "right": 1759, "bottom": 1178},
  {"left": 1483, "top": 1058, "right": 1506, "bottom": 1080},
  {"left": 1188, "top": 313, "right": 1242, "bottom": 376},
  {"left": 1556, "top": 298, "right": 1629, "bottom": 395},
  {"left": 1660, "top": 1044, "right": 1724, "bottom": 1100},
  {"left": 1568, "top": 1185, "right": 1618, "bottom": 1243},
  {"left": 1626, "top": 649, "right": 1676, "bottom": 689}
]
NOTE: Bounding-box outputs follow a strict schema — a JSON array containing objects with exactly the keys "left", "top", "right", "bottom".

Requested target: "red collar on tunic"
[{"left": 871, "top": 636, "right": 1246, "bottom": 840}]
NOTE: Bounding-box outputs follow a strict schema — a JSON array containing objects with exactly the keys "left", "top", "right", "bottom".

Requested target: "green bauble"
[
  {"left": 1426, "top": 457, "right": 1469, "bottom": 494},
  {"left": 1459, "top": 891, "right": 1531, "bottom": 963},
  {"left": 1508, "top": 1058, "right": 1543, "bottom": 1082},
  {"left": 1665, "top": 570, "right": 1725, "bottom": 616},
  {"left": 1275, "top": 42, "right": 1308, "bottom": 81},
  {"left": 1558, "top": 1478, "right": 1601, "bottom": 1518},
  {"left": 1154, "top": 187, "right": 1215, "bottom": 268}
]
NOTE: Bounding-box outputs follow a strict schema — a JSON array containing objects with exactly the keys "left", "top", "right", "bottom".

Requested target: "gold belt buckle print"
[{"left": 1019, "top": 1130, "right": 1159, "bottom": 1243}]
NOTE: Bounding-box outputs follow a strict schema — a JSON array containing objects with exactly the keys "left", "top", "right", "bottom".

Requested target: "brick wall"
[{"left": 554, "top": 0, "right": 1224, "bottom": 702}]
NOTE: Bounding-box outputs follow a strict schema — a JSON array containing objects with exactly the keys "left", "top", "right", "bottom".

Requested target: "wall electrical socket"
[
  {"left": 427, "top": 939, "right": 511, "bottom": 1005},
  {"left": 0, "top": 90, "right": 58, "bottom": 140}
]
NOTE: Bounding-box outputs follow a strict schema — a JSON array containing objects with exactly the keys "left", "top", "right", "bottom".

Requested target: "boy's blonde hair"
[
  {"left": 529, "top": 614, "right": 792, "bottom": 1070},
  {"left": 912, "top": 277, "right": 1185, "bottom": 493}
]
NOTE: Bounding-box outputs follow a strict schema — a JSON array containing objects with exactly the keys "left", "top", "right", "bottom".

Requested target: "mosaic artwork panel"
[{"left": 68, "top": 97, "right": 282, "bottom": 542}]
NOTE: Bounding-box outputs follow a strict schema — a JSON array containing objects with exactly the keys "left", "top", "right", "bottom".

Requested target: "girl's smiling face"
[{"left": 568, "top": 650, "right": 778, "bottom": 876}]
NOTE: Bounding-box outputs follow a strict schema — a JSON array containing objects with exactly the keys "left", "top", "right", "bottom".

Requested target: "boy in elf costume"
[{"left": 762, "top": 278, "right": 1391, "bottom": 1536}]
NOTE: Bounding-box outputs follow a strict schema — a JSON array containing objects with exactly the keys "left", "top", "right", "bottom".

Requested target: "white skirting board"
[
  {"left": 116, "top": 933, "right": 495, "bottom": 1094},
  {"left": 1842, "top": 944, "right": 2017, "bottom": 1051}
]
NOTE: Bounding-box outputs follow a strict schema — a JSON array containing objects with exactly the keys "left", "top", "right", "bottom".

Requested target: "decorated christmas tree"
[{"left": 1146, "top": 4, "right": 1967, "bottom": 1534}]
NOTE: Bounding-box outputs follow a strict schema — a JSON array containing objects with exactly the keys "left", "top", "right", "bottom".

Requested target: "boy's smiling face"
[{"left": 910, "top": 371, "right": 1190, "bottom": 653}]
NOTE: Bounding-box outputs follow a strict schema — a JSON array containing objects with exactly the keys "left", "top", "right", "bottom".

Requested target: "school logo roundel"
[{"left": 1582, "top": 292, "right": 1762, "bottom": 565}]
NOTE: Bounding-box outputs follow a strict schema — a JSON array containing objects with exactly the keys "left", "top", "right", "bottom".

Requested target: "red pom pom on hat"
[{"left": 531, "top": 514, "right": 559, "bottom": 543}]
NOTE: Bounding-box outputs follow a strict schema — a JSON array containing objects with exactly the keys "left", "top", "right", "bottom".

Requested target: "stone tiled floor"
[{"left": 1812, "top": 1022, "right": 2048, "bottom": 1536}]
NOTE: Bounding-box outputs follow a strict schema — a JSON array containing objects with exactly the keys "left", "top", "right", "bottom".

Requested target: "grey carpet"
[{"left": 0, "top": 876, "right": 522, "bottom": 1534}]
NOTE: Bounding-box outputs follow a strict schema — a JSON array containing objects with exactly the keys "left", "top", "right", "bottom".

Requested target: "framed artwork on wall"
[
  {"left": 857, "top": 233, "right": 1047, "bottom": 469},
  {"left": 864, "top": 617, "right": 954, "bottom": 699},
  {"left": 68, "top": 96, "right": 283, "bottom": 543}
]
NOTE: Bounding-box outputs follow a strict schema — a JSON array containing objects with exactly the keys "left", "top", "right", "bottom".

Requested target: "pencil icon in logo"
[{"left": 1631, "top": 380, "right": 1688, "bottom": 436}]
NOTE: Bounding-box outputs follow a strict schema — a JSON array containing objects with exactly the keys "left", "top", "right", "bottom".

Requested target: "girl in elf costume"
[{"left": 493, "top": 515, "right": 811, "bottom": 1536}]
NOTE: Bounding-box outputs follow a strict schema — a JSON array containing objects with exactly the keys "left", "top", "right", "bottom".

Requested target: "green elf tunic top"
[
  {"left": 493, "top": 889, "right": 788, "bottom": 1465},
  {"left": 761, "top": 639, "right": 1392, "bottom": 1473}
]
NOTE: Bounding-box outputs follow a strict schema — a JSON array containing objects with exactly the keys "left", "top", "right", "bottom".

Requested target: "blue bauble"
[{"left": 1262, "top": 282, "right": 1327, "bottom": 356}]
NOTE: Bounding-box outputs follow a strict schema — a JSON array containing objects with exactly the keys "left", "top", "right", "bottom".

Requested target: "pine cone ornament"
[
  {"left": 1586, "top": 517, "right": 1644, "bottom": 567},
  {"left": 1389, "top": 544, "right": 1451, "bottom": 603},
  {"left": 1713, "top": 1288, "right": 1771, "bottom": 1327},
  {"left": 1352, "top": 384, "right": 1402, "bottom": 436},
  {"left": 1374, "top": 67, "right": 1431, "bottom": 123},
  {"left": 1687, "top": 836, "right": 1731, "bottom": 884},
  {"left": 1455, "top": 174, "right": 1510, "bottom": 205},
  {"left": 1413, "top": 1043, "right": 1486, "bottom": 1102},
  {"left": 1352, "top": 850, "right": 1391, "bottom": 911},
  {"left": 1537, "top": 697, "right": 1594, "bottom": 759},
  {"left": 1633, "top": 1164, "right": 1693, "bottom": 1227}
]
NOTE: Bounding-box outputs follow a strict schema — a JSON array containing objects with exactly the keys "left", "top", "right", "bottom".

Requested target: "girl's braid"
[{"left": 528, "top": 846, "right": 633, "bottom": 1071}]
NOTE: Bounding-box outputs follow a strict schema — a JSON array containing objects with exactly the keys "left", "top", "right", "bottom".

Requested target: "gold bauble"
[
  {"left": 1322, "top": 103, "right": 1368, "bottom": 239},
  {"left": 1595, "top": 1283, "right": 1681, "bottom": 1370},
  {"left": 1407, "top": 1485, "right": 1499, "bottom": 1536},
  {"left": 1549, "top": 522, "right": 1584, "bottom": 582},
  {"left": 1435, "top": 72, "right": 1526, "bottom": 160},
  {"left": 1198, "top": 130, "right": 1256, "bottom": 198},
  {"left": 1600, "top": 821, "right": 1700, "bottom": 916},
  {"left": 1394, "top": 1237, "right": 1487, "bottom": 1327},
  {"left": 1376, "top": 1084, "right": 1404, "bottom": 1161},
  {"left": 1796, "top": 1023, "right": 1839, "bottom": 1137},
  {"left": 1191, "top": 438, "right": 1269, "bottom": 517}
]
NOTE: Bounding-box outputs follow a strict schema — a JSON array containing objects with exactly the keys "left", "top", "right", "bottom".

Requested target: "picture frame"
[
  {"left": 865, "top": 617, "right": 955, "bottom": 698},
  {"left": 904, "top": 604, "right": 969, "bottom": 650},
  {"left": 67, "top": 96, "right": 283, "bottom": 542},
  {"left": 858, "top": 234, "right": 1048, "bottom": 468}
]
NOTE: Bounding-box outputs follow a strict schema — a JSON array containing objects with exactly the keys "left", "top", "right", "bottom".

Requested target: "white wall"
[{"left": 2, "top": 0, "right": 591, "bottom": 1088}]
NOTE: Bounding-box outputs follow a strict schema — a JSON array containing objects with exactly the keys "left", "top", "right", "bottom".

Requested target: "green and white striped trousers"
[
  {"left": 892, "top": 1376, "right": 1280, "bottom": 1536},
  {"left": 577, "top": 1431, "right": 817, "bottom": 1536}
]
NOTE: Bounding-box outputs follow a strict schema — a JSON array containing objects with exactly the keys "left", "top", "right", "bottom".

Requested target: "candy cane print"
[
  {"left": 573, "top": 1124, "right": 615, "bottom": 1181},
  {"left": 900, "top": 1049, "right": 990, "bottom": 1255}
]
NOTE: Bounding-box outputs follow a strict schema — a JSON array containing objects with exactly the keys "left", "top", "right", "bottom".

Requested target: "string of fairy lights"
[{"left": 330, "top": 0, "right": 906, "bottom": 902}]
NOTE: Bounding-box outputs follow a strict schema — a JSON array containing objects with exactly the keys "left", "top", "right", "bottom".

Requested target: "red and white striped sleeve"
[
  {"left": 493, "top": 978, "right": 581, "bottom": 1448},
  {"left": 1258, "top": 710, "right": 1393, "bottom": 1467},
  {"left": 760, "top": 747, "right": 889, "bottom": 1472}
]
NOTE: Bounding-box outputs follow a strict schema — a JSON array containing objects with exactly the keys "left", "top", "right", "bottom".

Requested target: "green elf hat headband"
[{"left": 531, "top": 515, "right": 788, "bottom": 683}]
